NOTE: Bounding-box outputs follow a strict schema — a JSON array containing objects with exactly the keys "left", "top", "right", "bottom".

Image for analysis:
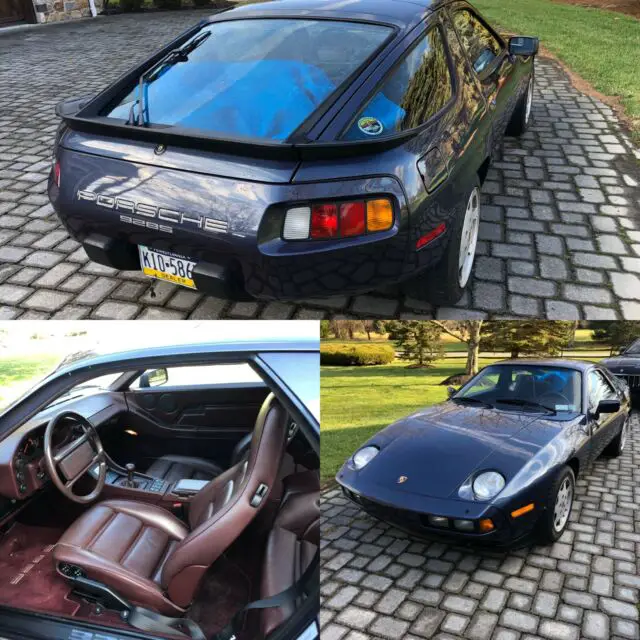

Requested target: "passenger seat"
[
  {"left": 260, "top": 470, "right": 320, "bottom": 637},
  {"left": 145, "top": 433, "right": 254, "bottom": 484}
]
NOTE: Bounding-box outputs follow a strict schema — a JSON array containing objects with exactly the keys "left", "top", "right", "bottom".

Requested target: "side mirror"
[
  {"left": 447, "top": 386, "right": 457, "bottom": 398},
  {"left": 508, "top": 36, "right": 539, "bottom": 57},
  {"left": 139, "top": 368, "right": 168, "bottom": 388},
  {"left": 594, "top": 399, "right": 620, "bottom": 416},
  {"left": 617, "top": 346, "right": 627, "bottom": 355}
]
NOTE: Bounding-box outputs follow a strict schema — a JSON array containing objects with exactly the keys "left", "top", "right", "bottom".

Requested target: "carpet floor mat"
[{"left": 0, "top": 522, "right": 79, "bottom": 617}]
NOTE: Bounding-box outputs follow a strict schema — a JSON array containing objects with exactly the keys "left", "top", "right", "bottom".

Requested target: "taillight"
[
  {"left": 282, "top": 198, "right": 393, "bottom": 241},
  {"left": 53, "top": 160, "right": 61, "bottom": 188}
]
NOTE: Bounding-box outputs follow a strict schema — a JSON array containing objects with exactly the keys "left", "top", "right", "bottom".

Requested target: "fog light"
[
  {"left": 453, "top": 519, "right": 474, "bottom": 532},
  {"left": 427, "top": 515, "right": 449, "bottom": 528},
  {"left": 479, "top": 518, "right": 495, "bottom": 532}
]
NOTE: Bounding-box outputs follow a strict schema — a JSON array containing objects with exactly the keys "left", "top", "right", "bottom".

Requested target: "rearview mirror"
[
  {"left": 447, "top": 386, "right": 457, "bottom": 398},
  {"left": 595, "top": 399, "right": 620, "bottom": 416},
  {"left": 139, "top": 368, "right": 168, "bottom": 388},
  {"left": 508, "top": 36, "right": 539, "bottom": 57}
]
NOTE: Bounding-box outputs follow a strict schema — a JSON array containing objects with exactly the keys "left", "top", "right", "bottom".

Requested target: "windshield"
[
  {"left": 105, "top": 19, "right": 392, "bottom": 141},
  {"left": 623, "top": 338, "right": 640, "bottom": 354},
  {"left": 455, "top": 364, "right": 582, "bottom": 413}
]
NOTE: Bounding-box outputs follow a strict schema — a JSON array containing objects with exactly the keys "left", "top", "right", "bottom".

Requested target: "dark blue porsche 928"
[
  {"left": 337, "top": 360, "right": 632, "bottom": 546},
  {"left": 48, "top": 0, "right": 538, "bottom": 304}
]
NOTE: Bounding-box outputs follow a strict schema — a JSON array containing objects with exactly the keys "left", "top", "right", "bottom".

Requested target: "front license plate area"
[{"left": 138, "top": 245, "right": 196, "bottom": 289}]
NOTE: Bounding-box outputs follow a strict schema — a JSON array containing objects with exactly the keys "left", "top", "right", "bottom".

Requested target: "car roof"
[
  {"left": 492, "top": 359, "right": 599, "bottom": 372},
  {"left": 213, "top": 0, "right": 449, "bottom": 29}
]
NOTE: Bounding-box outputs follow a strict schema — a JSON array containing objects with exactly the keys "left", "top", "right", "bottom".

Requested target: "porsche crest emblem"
[{"left": 397, "top": 475, "right": 408, "bottom": 484}]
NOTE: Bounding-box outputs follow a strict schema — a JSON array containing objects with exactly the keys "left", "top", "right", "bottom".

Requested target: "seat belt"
[
  {"left": 213, "top": 550, "right": 320, "bottom": 640},
  {"left": 124, "top": 606, "right": 207, "bottom": 640}
]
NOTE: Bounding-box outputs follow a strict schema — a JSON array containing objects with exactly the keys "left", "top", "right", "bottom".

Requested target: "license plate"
[{"left": 138, "top": 245, "right": 196, "bottom": 289}]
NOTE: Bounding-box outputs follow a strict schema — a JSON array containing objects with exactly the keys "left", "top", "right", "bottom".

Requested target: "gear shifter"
[{"left": 125, "top": 463, "right": 137, "bottom": 488}]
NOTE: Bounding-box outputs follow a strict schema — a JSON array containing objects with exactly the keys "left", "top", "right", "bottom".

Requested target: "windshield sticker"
[
  {"left": 555, "top": 405, "right": 571, "bottom": 411},
  {"left": 358, "top": 116, "right": 384, "bottom": 136}
]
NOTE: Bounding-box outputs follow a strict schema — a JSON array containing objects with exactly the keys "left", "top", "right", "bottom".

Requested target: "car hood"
[
  {"left": 601, "top": 356, "right": 640, "bottom": 371},
  {"left": 358, "top": 402, "right": 564, "bottom": 500}
]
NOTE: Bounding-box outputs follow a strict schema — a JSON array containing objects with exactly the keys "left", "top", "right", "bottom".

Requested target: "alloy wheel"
[
  {"left": 553, "top": 476, "right": 573, "bottom": 533},
  {"left": 458, "top": 187, "right": 480, "bottom": 288}
]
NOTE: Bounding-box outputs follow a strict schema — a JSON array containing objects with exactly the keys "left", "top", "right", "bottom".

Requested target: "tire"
[
  {"left": 506, "top": 70, "right": 534, "bottom": 137},
  {"left": 603, "top": 415, "right": 629, "bottom": 457},
  {"left": 404, "top": 180, "right": 481, "bottom": 306},
  {"left": 537, "top": 466, "right": 575, "bottom": 544}
]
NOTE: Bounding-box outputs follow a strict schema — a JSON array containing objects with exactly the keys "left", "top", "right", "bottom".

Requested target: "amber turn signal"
[
  {"left": 511, "top": 503, "right": 535, "bottom": 519},
  {"left": 479, "top": 518, "right": 495, "bottom": 532},
  {"left": 366, "top": 198, "right": 393, "bottom": 232}
]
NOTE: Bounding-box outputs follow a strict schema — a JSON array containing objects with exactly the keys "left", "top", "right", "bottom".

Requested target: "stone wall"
[{"left": 32, "top": 0, "right": 103, "bottom": 23}]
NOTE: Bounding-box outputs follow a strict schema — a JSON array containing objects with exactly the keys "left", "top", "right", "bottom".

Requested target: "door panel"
[{"left": 103, "top": 383, "right": 270, "bottom": 470}]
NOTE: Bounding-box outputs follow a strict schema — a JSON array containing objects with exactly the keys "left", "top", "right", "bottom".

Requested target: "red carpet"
[{"left": 0, "top": 522, "right": 79, "bottom": 617}]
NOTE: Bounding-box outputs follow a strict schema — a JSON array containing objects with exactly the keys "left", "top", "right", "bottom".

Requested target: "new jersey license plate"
[{"left": 138, "top": 245, "right": 196, "bottom": 289}]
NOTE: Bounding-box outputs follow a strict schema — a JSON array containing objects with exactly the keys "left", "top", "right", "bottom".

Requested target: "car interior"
[{"left": 0, "top": 362, "right": 319, "bottom": 639}]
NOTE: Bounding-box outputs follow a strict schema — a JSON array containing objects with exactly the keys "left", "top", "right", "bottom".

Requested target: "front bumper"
[
  {"left": 48, "top": 149, "right": 449, "bottom": 301},
  {"left": 336, "top": 476, "right": 541, "bottom": 549}
]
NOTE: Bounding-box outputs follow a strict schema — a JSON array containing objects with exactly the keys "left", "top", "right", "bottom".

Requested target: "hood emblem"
[
  {"left": 154, "top": 144, "right": 166, "bottom": 155},
  {"left": 397, "top": 475, "right": 408, "bottom": 484}
]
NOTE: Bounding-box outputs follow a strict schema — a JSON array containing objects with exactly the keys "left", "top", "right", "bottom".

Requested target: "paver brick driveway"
[
  {"left": 320, "top": 412, "right": 640, "bottom": 640},
  {"left": 1, "top": 12, "right": 640, "bottom": 320}
]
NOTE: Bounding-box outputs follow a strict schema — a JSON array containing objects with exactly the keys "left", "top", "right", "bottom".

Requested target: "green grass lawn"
[
  {"left": 0, "top": 354, "right": 59, "bottom": 410},
  {"left": 473, "top": 0, "right": 640, "bottom": 138}
]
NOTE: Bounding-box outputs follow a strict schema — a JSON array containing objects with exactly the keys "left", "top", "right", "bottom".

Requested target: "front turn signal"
[{"left": 479, "top": 518, "right": 495, "bottom": 532}]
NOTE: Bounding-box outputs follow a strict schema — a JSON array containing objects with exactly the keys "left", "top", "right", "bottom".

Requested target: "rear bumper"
[{"left": 48, "top": 149, "right": 449, "bottom": 300}]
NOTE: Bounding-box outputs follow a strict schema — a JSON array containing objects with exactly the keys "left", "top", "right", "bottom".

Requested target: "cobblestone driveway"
[
  {"left": 320, "top": 412, "right": 640, "bottom": 640},
  {"left": 1, "top": 13, "right": 639, "bottom": 320}
]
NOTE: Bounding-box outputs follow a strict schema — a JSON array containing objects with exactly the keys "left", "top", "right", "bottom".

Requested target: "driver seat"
[{"left": 52, "top": 393, "right": 288, "bottom": 616}]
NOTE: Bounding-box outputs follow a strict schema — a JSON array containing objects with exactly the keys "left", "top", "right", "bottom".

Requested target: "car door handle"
[{"left": 417, "top": 147, "right": 449, "bottom": 194}]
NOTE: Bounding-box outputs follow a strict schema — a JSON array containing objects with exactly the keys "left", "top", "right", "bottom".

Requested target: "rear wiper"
[
  {"left": 128, "top": 31, "right": 212, "bottom": 127},
  {"left": 495, "top": 398, "right": 556, "bottom": 414},
  {"left": 451, "top": 396, "right": 494, "bottom": 409}
]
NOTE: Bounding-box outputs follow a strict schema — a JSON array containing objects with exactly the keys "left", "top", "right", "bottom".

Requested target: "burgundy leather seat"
[
  {"left": 53, "top": 393, "right": 288, "bottom": 615},
  {"left": 144, "top": 455, "right": 223, "bottom": 484},
  {"left": 260, "top": 470, "right": 320, "bottom": 636}
]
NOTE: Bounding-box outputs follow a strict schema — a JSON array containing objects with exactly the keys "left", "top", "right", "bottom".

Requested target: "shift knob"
[{"left": 126, "top": 463, "right": 135, "bottom": 484}]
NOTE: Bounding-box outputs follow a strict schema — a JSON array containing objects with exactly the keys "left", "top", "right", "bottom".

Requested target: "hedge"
[{"left": 321, "top": 343, "right": 395, "bottom": 366}]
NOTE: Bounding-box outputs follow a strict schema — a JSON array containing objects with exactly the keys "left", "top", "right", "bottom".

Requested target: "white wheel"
[
  {"left": 525, "top": 76, "right": 533, "bottom": 124},
  {"left": 458, "top": 187, "right": 480, "bottom": 288},
  {"left": 552, "top": 475, "right": 573, "bottom": 533}
]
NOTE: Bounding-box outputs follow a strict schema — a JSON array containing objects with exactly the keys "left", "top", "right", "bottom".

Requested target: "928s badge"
[{"left": 358, "top": 116, "right": 384, "bottom": 136}]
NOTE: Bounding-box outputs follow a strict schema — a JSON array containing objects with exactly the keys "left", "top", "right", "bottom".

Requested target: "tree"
[
  {"left": 320, "top": 320, "right": 330, "bottom": 339},
  {"left": 431, "top": 320, "right": 483, "bottom": 375},
  {"left": 386, "top": 321, "right": 444, "bottom": 367},
  {"left": 481, "top": 321, "right": 575, "bottom": 358},
  {"left": 591, "top": 321, "right": 640, "bottom": 354}
]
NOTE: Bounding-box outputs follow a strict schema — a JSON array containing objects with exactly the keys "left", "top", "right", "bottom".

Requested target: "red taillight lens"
[
  {"left": 53, "top": 160, "right": 61, "bottom": 188},
  {"left": 339, "top": 202, "right": 366, "bottom": 237},
  {"left": 310, "top": 204, "right": 338, "bottom": 238}
]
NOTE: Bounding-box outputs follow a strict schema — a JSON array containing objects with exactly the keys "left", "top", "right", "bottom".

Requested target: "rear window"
[{"left": 105, "top": 19, "right": 392, "bottom": 141}]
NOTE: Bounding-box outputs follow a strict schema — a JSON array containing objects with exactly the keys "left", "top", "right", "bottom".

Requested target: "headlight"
[
  {"left": 350, "top": 446, "right": 379, "bottom": 470},
  {"left": 473, "top": 471, "right": 506, "bottom": 500}
]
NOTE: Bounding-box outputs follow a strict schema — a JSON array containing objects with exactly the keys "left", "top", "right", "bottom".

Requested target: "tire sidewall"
[{"left": 540, "top": 466, "right": 575, "bottom": 544}]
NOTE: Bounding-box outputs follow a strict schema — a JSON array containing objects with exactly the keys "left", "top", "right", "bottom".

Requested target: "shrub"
[
  {"left": 192, "top": 0, "right": 210, "bottom": 6},
  {"left": 119, "top": 0, "right": 143, "bottom": 11},
  {"left": 153, "top": 0, "right": 181, "bottom": 9},
  {"left": 321, "top": 343, "right": 394, "bottom": 366}
]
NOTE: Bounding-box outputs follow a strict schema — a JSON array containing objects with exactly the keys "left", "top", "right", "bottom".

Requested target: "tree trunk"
[
  {"left": 511, "top": 348, "right": 519, "bottom": 358},
  {"left": 465, "top": 321, "right": 482, "bottom": 376}
]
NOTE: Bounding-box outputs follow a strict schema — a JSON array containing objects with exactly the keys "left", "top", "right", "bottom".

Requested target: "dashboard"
[{"left": 0, "top": 391, "right": 127, "bottom": 501}]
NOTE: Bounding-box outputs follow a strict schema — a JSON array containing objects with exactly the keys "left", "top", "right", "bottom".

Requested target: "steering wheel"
[{"left": 44, "top": 411, "right": 106, "bottom": 504}]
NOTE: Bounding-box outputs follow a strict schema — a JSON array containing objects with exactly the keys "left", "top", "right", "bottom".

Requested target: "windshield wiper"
[
  {"left": 452, "top": 396, "right": 494, "bottom": 409},
  {"left": 495, "top": 398, "right": 556, "bottom": 414},
  {"left": 128, "top": 31, "right": 212, "bottom": 127}
]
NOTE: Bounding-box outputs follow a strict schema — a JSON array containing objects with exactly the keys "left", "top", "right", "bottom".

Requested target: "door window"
[
  {"left": 588, "top": 370, "right": 617, "bottom": 412},
  {"left": 341, "top": 26, "right": 453, "bottom": 140},
  {"left": 452, "top": 9, "right": 502, "bottom": 75},
  {"left": 130, "top": 363, "right": 263, "bottom": 389}
]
